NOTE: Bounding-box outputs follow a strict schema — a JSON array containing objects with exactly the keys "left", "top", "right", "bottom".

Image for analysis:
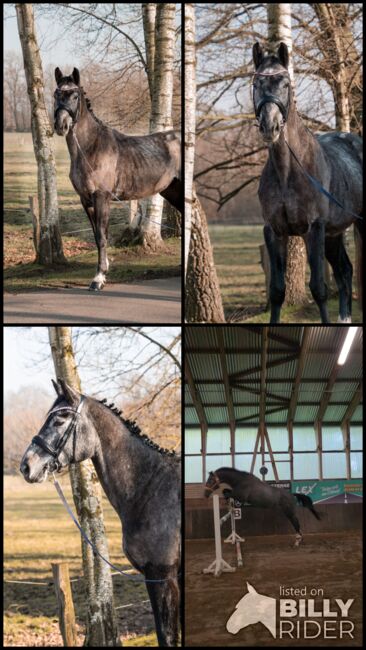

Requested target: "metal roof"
[{"left": 185, "top": 326, "right": 363, "bottom": 428}]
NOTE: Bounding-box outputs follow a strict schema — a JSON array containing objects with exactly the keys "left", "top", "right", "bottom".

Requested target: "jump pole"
[
  {"left": 203, "top": 495, "right": 235, "bottom": 576},
  {"left": 203, "top": 495, "right": 244, "bottom": 577},
  {"left": 224, "top": 501, "right": 244, "bottom": 568}
]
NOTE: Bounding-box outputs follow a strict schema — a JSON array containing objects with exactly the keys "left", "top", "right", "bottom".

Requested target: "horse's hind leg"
[
  {"left": 145, "top": 566, "right": 180, "bottom": 646},
  {"left": 306, "top": 219, "right": 329, "bottom": 323},
  {"left": 263, "top": 224, "right": 287, "bottom": 323},
  {"left": 283, "top": 506, "right": 303, "bottom": 548},
  {"left": 89, "top": 191, "right": 111, "bottom": 291},
  {"left": 325, "top": 234, "right": 353, "bottom": 322}
]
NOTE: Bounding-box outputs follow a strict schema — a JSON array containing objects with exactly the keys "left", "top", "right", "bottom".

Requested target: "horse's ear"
[
  {"left": 253, "top": 42, "right": 264, "bottom": 69},
  {"left": 72, "top": 68, "right": 80, "bottom": 86},
  {"left": 278, "top": 42, "right": 289, "bottom": 69},
  {"left": 55, "top": 67, "right": 63, "bottom": 85},
  {"left": 51, "top": 378, "right": 63, "bottom": 396},
  {"left": 58, "top": 378, "right": 80, "bottom": 405}
]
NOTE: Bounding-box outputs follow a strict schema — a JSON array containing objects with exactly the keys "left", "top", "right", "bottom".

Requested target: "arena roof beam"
[
  {"left": 194, "top": 377, "right": 358, "bottom": 384},
  {"left": 238, "top": 326, "right": 299, "bottom": 350},
  {"left": 341, "top": 381, "right": 363, "bottom": 427},
  {"left": 315, "top": 329, "right": 350, "bottom": 425},
  {"left": 217, "top": 329, "right": 236, "bottom": 463},
  {"left": 229, "top": 352, "right": 299, "bottom": 381},
  {"left": 185, "top": 357, "right": 208, "bottom": 434},
  {"left": 230, "top": 382, "right": 290, "bottom": 404},
  {"left": 287, "top": 327, "right": 311, "bottom": 426}
]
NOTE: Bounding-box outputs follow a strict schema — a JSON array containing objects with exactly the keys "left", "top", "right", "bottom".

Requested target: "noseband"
[
  {"left": 253, "top": 69, "right": 290, "bottom": 123},
  {"left": 32, "top": 396, "right": 85, "bottom": 472}
]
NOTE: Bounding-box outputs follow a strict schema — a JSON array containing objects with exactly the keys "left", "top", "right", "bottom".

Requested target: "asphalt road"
[{"left": 4, "top": 277, "right": 181, "bottom": 324}]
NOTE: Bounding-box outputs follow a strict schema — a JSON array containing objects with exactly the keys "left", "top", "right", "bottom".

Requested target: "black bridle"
[
  {"left": 252, "top": 69, "right": 290, "bottom": 123},
  {"left": 54, "top": 86, "right": 81, "bottom": 124},
  {"left": 32, "top": 396, "right": 85, "bottom": 472}
]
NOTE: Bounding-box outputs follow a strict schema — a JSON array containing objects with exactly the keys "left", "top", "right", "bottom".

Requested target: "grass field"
[
  {"left": 4, "top": 133, "right": 180, "bottom": 292},
  {"left": 4, "top": 475, "right": 158, "bottom": 646},
  {"left": 209, "top": 224, "right": 362, "bottom": 323}
]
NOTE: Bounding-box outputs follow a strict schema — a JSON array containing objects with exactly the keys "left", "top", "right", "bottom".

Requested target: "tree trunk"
[
  {"left": 284, "top": 236, "right": 307, "bottom": 305},
  {"left": 16, "top": 4, "right": 65, "bottom": 265},
  {"left": 141, "top": 3, "right": 176, "bottom": 251},
  {"left": 185, "top": 193, "right": 225, "bottom": 322},
  {"left": 184, "top": 3, "right": 196, "bottom": 278},
  {"left": 48, "top": 327, "right": 121, "bottom": 647},
  {"left": 267, "top": 3, "right": 307, "bottom": 305}
]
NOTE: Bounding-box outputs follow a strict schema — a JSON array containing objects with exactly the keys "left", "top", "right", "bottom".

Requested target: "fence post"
[
  {"left": 52, "top": 562, "right": 77, "bottom": 647},
  {"left": 29, "top": 195, "right": 40, "bottom": 255}
]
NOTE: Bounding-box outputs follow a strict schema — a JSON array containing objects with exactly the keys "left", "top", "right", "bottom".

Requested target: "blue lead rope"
[
  {"left": 285, "top": 139, "right": 363, "bottom": 221},
  {"left": 53, "top": 477, "right": 178, "bottom": 584}
]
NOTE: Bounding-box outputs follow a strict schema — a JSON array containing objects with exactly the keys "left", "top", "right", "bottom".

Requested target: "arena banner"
[{"left": 292, "top": 479, "right": 363, "bottom": 504}]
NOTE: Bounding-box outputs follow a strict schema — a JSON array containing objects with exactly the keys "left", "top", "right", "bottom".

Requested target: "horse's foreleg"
[
  {"left": 263, "top": 224, "right": 287, "bottom": 323},
  {"left": 325, "top": 234, "right": 353, "bottom": 322},
  {"left": 145, "top": 567, "right": 180, "bottom": 647},
  {"left": 89, "top": 191, "right": 111, "bottom": 291},
  {"left": 306, "top": 219, "right": 329, "bottom": 323}
]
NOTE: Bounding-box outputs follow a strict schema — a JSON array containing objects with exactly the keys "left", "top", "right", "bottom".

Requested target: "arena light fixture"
[{"left": 337, "top": 327, "right": 358, "bottom": 365}]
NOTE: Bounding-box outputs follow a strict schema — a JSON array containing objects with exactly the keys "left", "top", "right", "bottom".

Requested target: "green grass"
[
  {"left": 4, "top": 475, "right": 158, "bottom": 646},
  {"left": 4, "top": 133, "right": 181, "bottom": 291},
  {"left": 209, "top": 224, "right": 362, "bottom": 323}
]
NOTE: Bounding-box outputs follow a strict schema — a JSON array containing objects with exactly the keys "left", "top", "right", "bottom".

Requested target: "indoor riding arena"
[{"left": 184, "top": 326, "right": 362, "bottom": 647}]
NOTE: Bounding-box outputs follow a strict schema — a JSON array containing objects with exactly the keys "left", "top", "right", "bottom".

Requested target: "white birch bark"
[
  {"left": 267, "top": 3, "right": 307, "bottom": 305},
  {"left": 184, "top": 3, "right": 196, "bottom": 278},
  {"left": 16, "top": 4, "right": 65, "bottom": 265},
  {"left": 142, "top": 3, "right": 176, "bottom": 250}
]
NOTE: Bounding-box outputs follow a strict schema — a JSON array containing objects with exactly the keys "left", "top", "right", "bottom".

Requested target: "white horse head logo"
[{"left": 226, "top": 582, "right": 276, "bottom": 638}]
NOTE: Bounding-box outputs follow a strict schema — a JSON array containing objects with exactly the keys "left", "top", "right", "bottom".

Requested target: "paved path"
[{"left": 4, "top": 277, "right": 181, "bottom": 324}]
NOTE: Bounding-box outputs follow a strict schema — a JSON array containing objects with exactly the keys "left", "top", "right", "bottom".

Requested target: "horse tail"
[
  {"left": 294, "top": 493, "right": 321, "bottom": 520},
  {"left": 354, "top": 220, "right": 362, "bottom": 307}
]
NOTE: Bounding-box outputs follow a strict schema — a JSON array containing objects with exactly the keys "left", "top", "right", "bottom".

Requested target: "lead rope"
[{"left": 52, "top": 474, "right": 179, "bottom": 584}]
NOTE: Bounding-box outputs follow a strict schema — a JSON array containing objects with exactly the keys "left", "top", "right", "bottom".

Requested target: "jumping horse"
[
  {"left": 54, "top": 68, "right": 182, "bottom": 290},
  {"left": 205, "top": 468, "right": 321, "bottom": 548},
  {"left": 20, "top": 379, "right": 181, "bottom": 646},
  {"left": 252, "top": 42, "right": 362, "bottom": 323}
]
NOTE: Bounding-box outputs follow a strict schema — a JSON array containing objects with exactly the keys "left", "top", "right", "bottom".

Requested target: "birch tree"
[
  {"left": 184, "top": 3, "right": 195, "bottom": 278},
  {"left": 184, "top": 4, "right": 225, "bottom": 322},
  {"left": 16, "top": 4, "right": 65, "bottom": 265},
  {"left": 141, "top": 3, "right": 176, "bottom": 251},
  {"left": 48, "top": 327, "right": 121, "bottom": 647},
  {"left": 267, "top": 3, "right": 307, "bottom": 306}
]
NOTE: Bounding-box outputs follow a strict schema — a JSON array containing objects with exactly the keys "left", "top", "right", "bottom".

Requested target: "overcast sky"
[{"left": 4, "top": 326, "right": 181, "bottom": 402}]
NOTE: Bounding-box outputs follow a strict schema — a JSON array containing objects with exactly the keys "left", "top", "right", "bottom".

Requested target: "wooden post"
[
  {"left": 29, "top": 195, "right": 40, "bottom": 255},
  {"left": 52, "top": 562, "right": 77, "bottom": 647},
  {"left": 129, "top": 200, "right": 139, "bottom": 226}
]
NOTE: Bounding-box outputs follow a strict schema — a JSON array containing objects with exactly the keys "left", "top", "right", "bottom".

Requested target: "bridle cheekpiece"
[
  {"left": 54, "top": 85, "right": 81, "bottom": 125},
  {"left": 32, "top": 396, "right": 85, "bottom": 472}
]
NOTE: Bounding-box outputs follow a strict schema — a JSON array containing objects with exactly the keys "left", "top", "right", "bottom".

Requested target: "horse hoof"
[
  {"left": 88, "top": 282, "right": 104, "bottom": 291},
  {"left": 337, "top": 315, "right": 352, "bottom": 323}
]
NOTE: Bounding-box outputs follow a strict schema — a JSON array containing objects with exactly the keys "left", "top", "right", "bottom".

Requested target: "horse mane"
[
  {"left": 82, "top": 90, "right": 105, "bottom": 128},
  {"left": 97, "top": 397, "right": 177, "bottom": 458}
]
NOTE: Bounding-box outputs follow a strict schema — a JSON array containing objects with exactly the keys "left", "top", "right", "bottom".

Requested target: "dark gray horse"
[
  {"left": 252, "top": 42, "right": 362, "bottom": 323},
  {"left": 20, "top": 379, "right": 181, "bottom": 646},
  {"left": 54, "top": 67, "right": 182, "bottom": 290},
  {"left": 205, "top": 467, "right": 321, "bottom": 547}
]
